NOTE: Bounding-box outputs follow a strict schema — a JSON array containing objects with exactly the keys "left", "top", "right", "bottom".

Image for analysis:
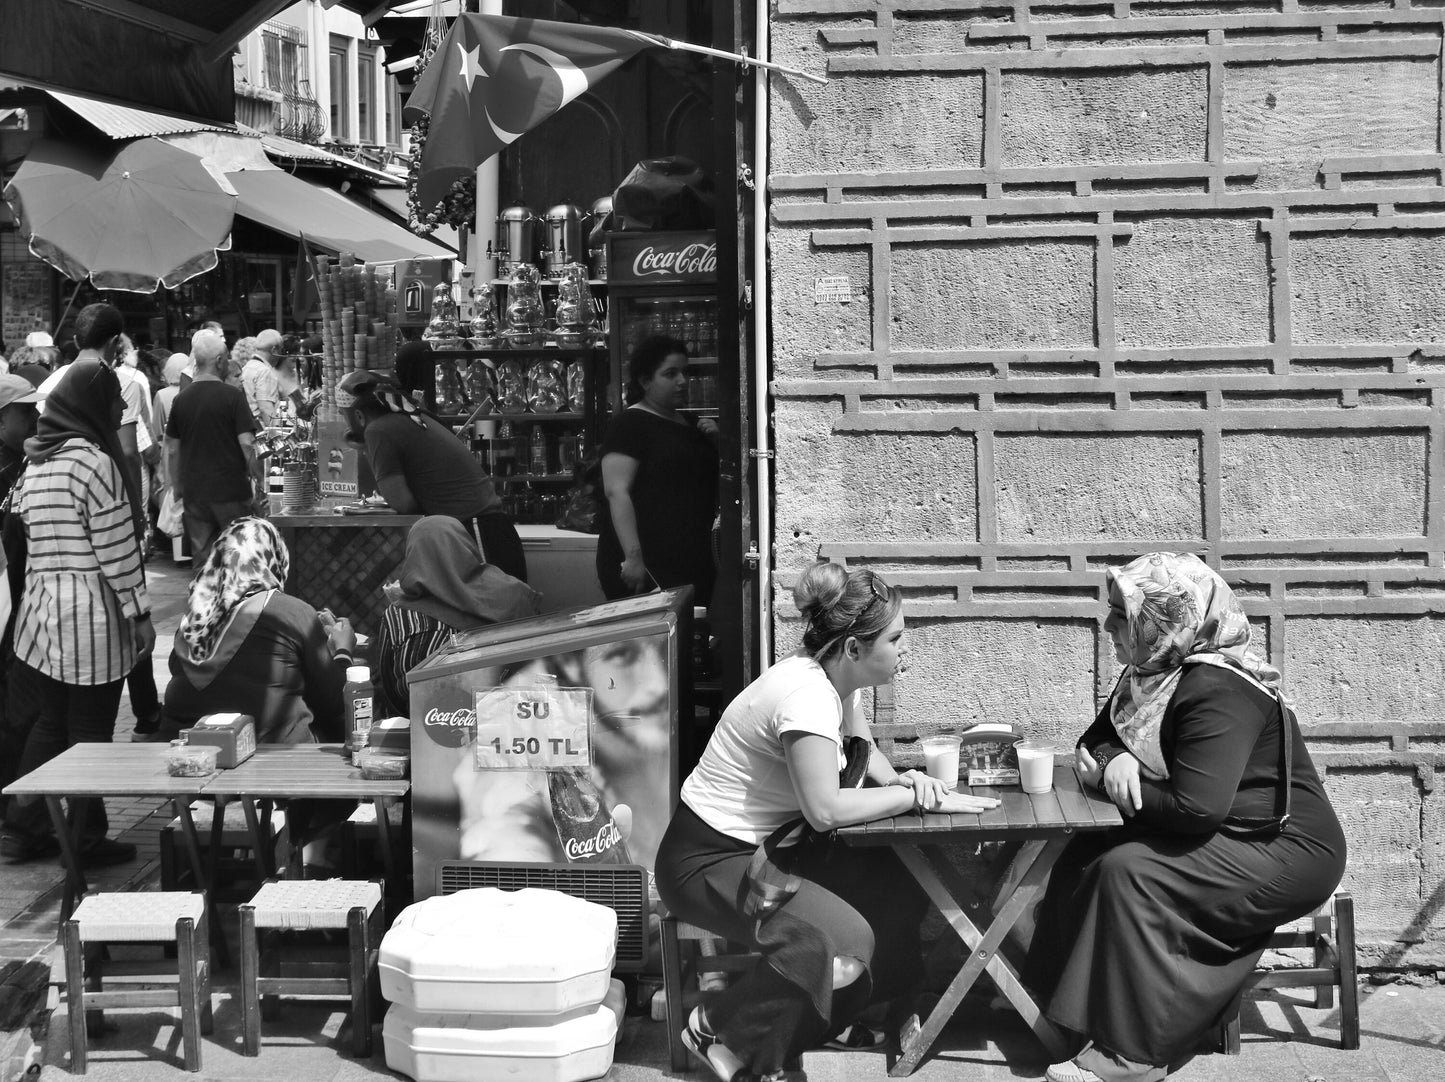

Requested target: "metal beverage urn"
[
  {"left": 587, "top": 195, "right": 612, "bottom": 281},
  {"left": 493, "top": 204, "right": 538, "bottom": 277},
  {"left": 542, "top": 203, "right": 587, "bottom": 280}
]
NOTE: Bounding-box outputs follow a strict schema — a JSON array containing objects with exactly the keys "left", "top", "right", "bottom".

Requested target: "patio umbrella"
[{"left": 2, "top": 137, "right": 236, "bottom": 293}]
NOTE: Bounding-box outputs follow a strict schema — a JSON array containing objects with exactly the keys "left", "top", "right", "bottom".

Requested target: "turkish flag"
[{"left": 404, "top": 14, "right": 655, "bottom": 212}]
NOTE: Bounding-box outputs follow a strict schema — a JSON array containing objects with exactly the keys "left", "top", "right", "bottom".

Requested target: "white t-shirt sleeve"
[{"left": 774, "top": 682, "right": 844, "bottom": 744}]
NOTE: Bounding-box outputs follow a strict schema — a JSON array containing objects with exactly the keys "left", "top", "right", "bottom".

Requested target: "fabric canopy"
[
  {"left": 353, "top": 184, "right": 459, "bottom": 255},
  {"left": 226, "top": 169, "right": 454, "bottom": 263}
]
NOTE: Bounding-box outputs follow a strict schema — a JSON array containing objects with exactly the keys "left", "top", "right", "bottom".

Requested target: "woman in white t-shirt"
[{"left": 656, "top": 563, "right": 1000, "bottom": 1082}]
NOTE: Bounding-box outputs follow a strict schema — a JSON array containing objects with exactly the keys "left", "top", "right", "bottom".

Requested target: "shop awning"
[
  {"left": 252, "top": 128, "right": 402, "bottom": 187},
  {"left": 352, "top": 184, "right": 460, "bottom": 255},
  {"left": 227, "top": 169, "right": 455, "bottom": 264},
  {"left": 46, "top": 90, "right": 238, "bottom": 138}
]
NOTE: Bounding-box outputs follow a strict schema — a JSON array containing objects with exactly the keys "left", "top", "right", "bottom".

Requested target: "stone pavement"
[{"left": 3, "top": 557, "right": 1444, "bottom": 1081}]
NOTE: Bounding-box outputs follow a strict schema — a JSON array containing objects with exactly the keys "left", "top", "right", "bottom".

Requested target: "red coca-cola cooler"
[
  {"left": 606, "top": 230, "right": 719, "bottom": 420},
  {"left": 407, "top": 588, "right": 693, "bottom": 966}
]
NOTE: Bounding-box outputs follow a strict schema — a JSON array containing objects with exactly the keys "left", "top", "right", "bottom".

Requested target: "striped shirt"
[
  {"left": 375, "top": 605, "right": 452, "bottom": 718},
  {"left": 14, "top": 439, "right": 148, "bottom": 685}
]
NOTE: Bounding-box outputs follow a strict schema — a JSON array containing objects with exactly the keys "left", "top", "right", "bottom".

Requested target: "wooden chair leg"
[
  {"left": 197, "top": 908, "right": 214, "bottom": 1036},
  {"left": 348, "top": 906, "right": 372, "bottom": 1058},
  {"left": 260, "top": 929, "right": 281, "bottom": 1021},
  {"left": 1221, "top": 1012, "right": 1242, "bottom": 1055},
  {"left": 62, "top": 920, "right": 88, "bottom": 1075},
  {"left": 176, "top": 916, "right": 203, "bottom": 1072},
  {"left": 1336, "top": 893, "right": 1360, "bottom": 1050},
  {"left": 1311, "top": 909, "right": 1335, "bottom": 1009},
  {"left": 660, "top": 917, "right": 690, "bottom": 1072},
  {"left": 83, "top": 945, "right": 105, "bottom": 1037},
  {"left": 239, "top": 905, "right": 261, "bottom": 1056}
]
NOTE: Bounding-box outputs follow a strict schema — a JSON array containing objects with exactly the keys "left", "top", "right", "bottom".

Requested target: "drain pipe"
[{"left": 751, "top": 0, "right": 774, "bottom": 667}]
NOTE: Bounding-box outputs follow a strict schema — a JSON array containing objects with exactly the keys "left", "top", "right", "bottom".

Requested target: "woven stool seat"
[
  {"left": 249, "top": 880, "right": 382, "bottom": 929},
  {"left": 71, "top": 892, "right": 205, "bottom": 942},
  {"left": 64, "top": 891, "right": 211, "bottom": 1073}
]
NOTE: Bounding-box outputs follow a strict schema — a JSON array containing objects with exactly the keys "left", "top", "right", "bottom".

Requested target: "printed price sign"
[{"left": 473, "top": 685, "right": 592, "bottom": 771}]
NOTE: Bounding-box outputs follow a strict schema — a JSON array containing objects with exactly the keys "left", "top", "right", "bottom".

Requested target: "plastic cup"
[
  {"left": 1014, "top": 740, "right": 1056, "bottom": 794},
  {"left": 919, "top": 734, "right": 963, "bottom": 790}
]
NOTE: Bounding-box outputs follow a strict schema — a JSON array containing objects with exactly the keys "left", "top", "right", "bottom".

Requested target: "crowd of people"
[{"left": 0, "top": 312, "right": 1347, "bottom": 1082}]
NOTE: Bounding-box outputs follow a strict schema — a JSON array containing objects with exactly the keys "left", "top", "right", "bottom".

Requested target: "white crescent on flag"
[{"left": 499, "top": 42, "right": 591, "bottom": 107}]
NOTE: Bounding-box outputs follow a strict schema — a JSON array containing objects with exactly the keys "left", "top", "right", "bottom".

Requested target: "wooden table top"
[
  {"left": 198, "top": 743, "right": 410, "bottom": 799},
  {"left": 2, "top": 743, "right": 410, "bottom": 802},
  {"left": 1, "top": 743, "right": 211, "bottom": 798},
  {"left": 838, "top": 764, "right": 1123, "bottom": 844}
]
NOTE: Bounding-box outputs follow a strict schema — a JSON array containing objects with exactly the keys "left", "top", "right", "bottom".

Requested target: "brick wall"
[{"left": 769, "top": 0, "right": 1445, "bottom": 962}]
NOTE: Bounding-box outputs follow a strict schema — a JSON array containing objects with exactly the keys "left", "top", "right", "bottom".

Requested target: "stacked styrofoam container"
[{"left": 379, "top": 888, "right": 626, "bottom": 1082}]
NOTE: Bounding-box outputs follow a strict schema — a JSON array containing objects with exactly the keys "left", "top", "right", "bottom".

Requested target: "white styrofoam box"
[
  {"left": 382, "top": 988, "right": 622, "bottom": 1082},
  {"left": 380, "top": 888, "right": 617, "bottom": 1014}
]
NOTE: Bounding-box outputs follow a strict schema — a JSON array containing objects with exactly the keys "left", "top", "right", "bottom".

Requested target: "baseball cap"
[{"left": 0, "top": 374, "right": 41, "bottom": 410}]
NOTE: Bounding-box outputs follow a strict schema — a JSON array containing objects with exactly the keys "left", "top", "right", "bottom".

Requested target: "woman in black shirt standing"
[{"left": 597, "top": 336, "right": 719, "bottom": 605}]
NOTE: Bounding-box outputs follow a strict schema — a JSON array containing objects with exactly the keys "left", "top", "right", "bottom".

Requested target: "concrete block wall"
[{"left": 769, "top": 0, "right": 1445, "bottom": 963}]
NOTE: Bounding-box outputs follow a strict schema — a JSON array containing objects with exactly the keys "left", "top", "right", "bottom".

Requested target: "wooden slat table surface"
[
  {"left": 2, "top": 743, "right": 212, "bottom": 799},
  {"left": 199, "top": 744, "right": 409, "bottom": 800},
  {"left": 837, "top": 764, "right": 1123, "bottom": 1076}
]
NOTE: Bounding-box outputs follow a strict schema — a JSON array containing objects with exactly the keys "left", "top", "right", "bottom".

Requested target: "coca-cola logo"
[
  {"left": 422, "top": 706, "right": 475, "bottom": 748},
  {"left": 563, "top": 819, "right": 623, "bottom": 861},
  {"left": 630, "top": 242, "right": 716, "bottom": 279}
]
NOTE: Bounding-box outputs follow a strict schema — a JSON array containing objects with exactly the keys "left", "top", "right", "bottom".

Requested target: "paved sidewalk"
[{"left": 4, "top": 557, "right": 1444, "bottom": 1081}]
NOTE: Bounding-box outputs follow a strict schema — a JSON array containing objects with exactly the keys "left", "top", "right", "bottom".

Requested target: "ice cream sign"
[{"left": 472, "top": 685, "right": 592, "bottom": 770}]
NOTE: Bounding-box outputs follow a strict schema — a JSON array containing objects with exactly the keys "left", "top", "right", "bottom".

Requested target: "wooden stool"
[
  {"left": 161, "top": 801, "right": 289, "bottom": 897},
  {"left": 1222, "top": 892, "right": 1359, "bottom": 1053},
  {"left": 239, "top": 878, "right": 384, "bottom": 1057},
  {"left": 61, "top": 891, "right": 212, "bottom": 1074},
  {"left": 659, "top": 914, "right": 760, "bottom": 1072}
]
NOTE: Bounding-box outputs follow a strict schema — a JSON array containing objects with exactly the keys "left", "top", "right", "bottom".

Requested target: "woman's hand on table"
[
  {"left": 893, "top": 768, "right": 950, "bottom": 811},
  {"left": 328, "top": 616, "right": 358, "bottom": 656},
  {"left": 1103, "top": 752, "right": 1144, "bottom": 816},
  {"left": 935, "top": 789, "right": 1002, "bottom": 815},
  {"left": 1076, "top": 745, "right": 1105, "bottom": 791}
]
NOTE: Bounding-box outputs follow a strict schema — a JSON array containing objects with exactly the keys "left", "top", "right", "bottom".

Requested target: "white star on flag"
[{"left": 457, "top": 41, "right": 484, "bottom": 92}]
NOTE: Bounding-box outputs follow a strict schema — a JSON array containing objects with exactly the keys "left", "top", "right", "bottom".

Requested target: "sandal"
[
  {"left": 822, "top": 1023, "right": 885, "bottom": 1051},
  {"left": 681, "top": 1005, "right": 750, "bottom": 1082}
]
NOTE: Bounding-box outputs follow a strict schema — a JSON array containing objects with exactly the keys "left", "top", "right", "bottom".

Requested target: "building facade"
[{"left": 769, "top": 1, "right": 1445, "bottom": 962}]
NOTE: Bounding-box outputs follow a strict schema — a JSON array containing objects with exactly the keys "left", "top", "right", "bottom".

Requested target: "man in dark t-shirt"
[{"left": 165, "top": 330, "right": 257, "bottom": 566}]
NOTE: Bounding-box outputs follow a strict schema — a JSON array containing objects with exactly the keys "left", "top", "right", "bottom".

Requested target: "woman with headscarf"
[
  {"left": 338, "top": 369, "right": 527, "bottom": 584},
  {"left": 0, "top": 360, "right": 153, "bottom": 866},
  {"left": 161, "top": 516, "right": 357, "bottom": 744},
  {"left": 151, "top": 353, "right": 189, "bottom": 495},
  {"left": 1022, "top": 553, "right": 1346, "bottom": 1082},
  {"left": 374, "top": 516, "right": 540, "bottom": 717}
]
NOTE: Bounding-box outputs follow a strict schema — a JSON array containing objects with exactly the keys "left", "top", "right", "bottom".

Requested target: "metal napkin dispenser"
[{"left": 188, "top": 712, "right": 257, "bottom": 768}]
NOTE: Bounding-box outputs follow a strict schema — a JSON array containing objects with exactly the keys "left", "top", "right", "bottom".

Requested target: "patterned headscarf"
[
  {"left": 179, "top": 517, "right": 290, "bottom": 663},
  {"left": 1106, "top": 552, "right": 1281, "bottom": 779}
]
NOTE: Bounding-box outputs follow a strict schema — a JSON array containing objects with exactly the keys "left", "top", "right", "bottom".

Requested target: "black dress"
[
  {"left": 595, "top": 407, "right": 718, "bottom": 606},
  {"left": 1023, "top": 664, "right": 1346, "bottom": 1068}
]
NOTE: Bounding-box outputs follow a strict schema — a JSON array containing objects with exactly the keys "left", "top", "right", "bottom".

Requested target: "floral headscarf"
[
  {"left": 179, "top": 517, "right": 290, "bottom": 663},
  {"left": 1106, "top": 552, "right": 1281, "bottom": 779}
]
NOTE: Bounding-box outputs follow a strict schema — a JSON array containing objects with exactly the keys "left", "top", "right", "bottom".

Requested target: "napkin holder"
[
  {"left": 189, "top": 712, "right": 257, "bottom": 768},
  {"left": 962, "top": 722, "right": 1023, "bottom": 787},
  {"left": 368, "top": 716, "right": 411, "bottom": 753}
]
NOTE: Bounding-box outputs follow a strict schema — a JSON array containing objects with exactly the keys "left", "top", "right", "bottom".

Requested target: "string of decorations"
[{"left": 405, "top": 16, "right": 476, "bottom": 235}]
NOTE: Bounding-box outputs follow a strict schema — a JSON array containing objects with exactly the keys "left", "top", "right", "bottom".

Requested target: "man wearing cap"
[
  {"left": 166, "top": 330, "right": 258, "bottom": 566},
  {"left": 242, "top": 328, "right": 283, "bottom": 426}
]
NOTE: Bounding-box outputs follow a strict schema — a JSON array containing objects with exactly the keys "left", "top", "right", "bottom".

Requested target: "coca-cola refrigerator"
[
  {"left": 606, "top": 230, "right": 719, "bottom": 419},
  {"left": 407, "top": 589, "right": 692, "bottom": 919}
]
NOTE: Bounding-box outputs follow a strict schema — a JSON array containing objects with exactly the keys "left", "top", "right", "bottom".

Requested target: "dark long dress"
[
  {"left": 596, "top": 407, "right": 718, "bottom": 606},
  {"left": 1023, "top": 664, "right": 1346, "bottom": 1068}
]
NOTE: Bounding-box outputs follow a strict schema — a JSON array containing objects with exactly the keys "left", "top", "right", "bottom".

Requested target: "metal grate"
[{"left": 437, "top": 861, "right": 649, "bottom": 971}]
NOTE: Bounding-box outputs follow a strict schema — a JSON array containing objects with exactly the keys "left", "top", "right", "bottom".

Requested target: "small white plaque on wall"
[{"left": 813, "top": 275, "right": 852, "bottom": 304}]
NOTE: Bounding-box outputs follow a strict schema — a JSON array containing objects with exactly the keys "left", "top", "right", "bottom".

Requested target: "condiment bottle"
[{"left": 344, "top": 665, "right": 375, "bottom": 758}]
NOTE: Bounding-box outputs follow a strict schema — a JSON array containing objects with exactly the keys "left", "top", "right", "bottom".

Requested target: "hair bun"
[{"left": 794, "top": 562, "right": 848, "bottom": 624}]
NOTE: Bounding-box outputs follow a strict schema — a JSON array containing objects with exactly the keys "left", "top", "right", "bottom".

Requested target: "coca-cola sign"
[
  {"left": 608, "top": 231, "right": 717, "bottom": 286},
  {"left": 422, "top": 705, "right": 476, "bottom": 748},
  {"left": 562, "top": 819, "right": 624, "bottom": 862}
]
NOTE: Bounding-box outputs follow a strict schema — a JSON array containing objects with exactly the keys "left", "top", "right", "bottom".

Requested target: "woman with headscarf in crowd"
[
  {"left": 1022, "top": 552, "right": 1347, "bottom": 1082},
  {"left": 375, "top": 516, "right": 539, "bottom": 717},
  {"left": 0, "top": 360, "right": 153, "bottom": 866},
  {"left": 339, "top": 369, "right": 527, "bottom": 584},
  {"left": 161, "top": 516, "right": 356, "bottom": 744},
  {"left": 151, "top": 353, "right": 189, "bottom": 500}
]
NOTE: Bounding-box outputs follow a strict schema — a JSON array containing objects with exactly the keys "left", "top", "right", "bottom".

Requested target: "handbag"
[{"left": 740, "top": 735, "right": 873, "bottom": 923}]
